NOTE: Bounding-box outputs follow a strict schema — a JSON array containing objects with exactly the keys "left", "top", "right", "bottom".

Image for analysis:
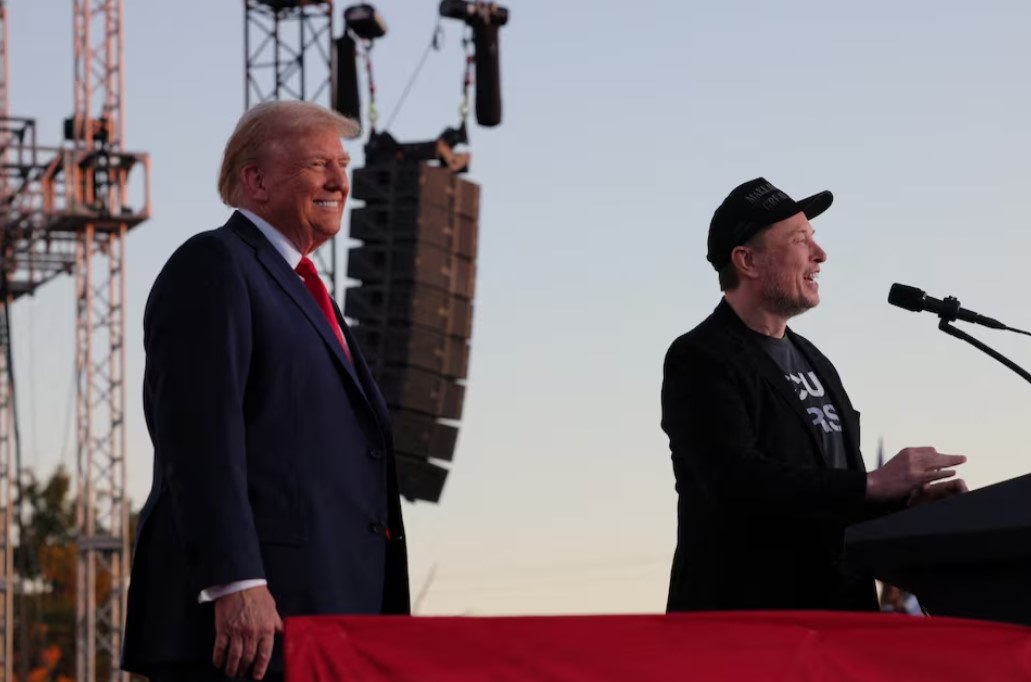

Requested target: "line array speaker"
[{"left": 345, "top": 153, "right": 479, "bottom": 503}]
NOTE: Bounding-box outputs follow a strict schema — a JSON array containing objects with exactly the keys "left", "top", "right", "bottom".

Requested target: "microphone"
[
  {"left": 438, "top": 0, "right": 508, "bottom": 127},
  {"left": 888, "top": 283, "right": 1006, "bottom": 329},
  {"left": 332, "top": 33, "right": 362, "bottom": 132},
  {"left": 473, "top": 22, "right": 502, "bottom": 126}
]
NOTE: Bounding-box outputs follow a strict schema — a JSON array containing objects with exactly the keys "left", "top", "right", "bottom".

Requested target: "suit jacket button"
[
  {"left": 369, "top": 522, "right": 386, "bottom": 535},
  {"left": 368, "top": 449, "right": 384, "bottom": 460}
]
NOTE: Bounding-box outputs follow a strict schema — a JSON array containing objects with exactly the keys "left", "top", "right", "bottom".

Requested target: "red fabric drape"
[{"left": 285, "top": 611, "right": 1031, "bottom": 681}]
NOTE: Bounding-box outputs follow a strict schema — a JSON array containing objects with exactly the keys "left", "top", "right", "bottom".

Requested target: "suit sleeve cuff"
[{"left": 198, "top": 579, "right": 268, "bottom": 604}]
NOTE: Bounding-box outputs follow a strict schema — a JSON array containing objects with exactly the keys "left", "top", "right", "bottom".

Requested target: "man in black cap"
[{"left": 661, "top": 177, "right": 967, "bottom": 612}]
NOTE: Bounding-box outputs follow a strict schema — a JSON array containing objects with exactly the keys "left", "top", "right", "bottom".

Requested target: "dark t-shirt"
[{"left": 756, "top": 332, "right": 849, "bottom": 470}]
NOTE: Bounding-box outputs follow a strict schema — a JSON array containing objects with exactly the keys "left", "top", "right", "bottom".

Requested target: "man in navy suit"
[{"left": 122, "top": 101, "right": 409, "bottom": 681}]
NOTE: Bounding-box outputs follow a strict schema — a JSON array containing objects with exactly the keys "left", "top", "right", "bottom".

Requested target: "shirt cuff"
[{"left": 198, "top": 579, "right": 268, "bottom": 604}]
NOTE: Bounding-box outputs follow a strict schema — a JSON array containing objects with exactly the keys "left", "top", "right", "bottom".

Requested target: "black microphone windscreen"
[
  {"left": 473, "top": 23, "right": 502, "bottom": 127},
  {"left": 333, "top": 34, "right": 362, "bottom": 134},
  {"left": 439, "top": 0, "right": 471, "bottom": 20},
  {"left": 888, "top": 283, "right": 926, "bottom": 312}
]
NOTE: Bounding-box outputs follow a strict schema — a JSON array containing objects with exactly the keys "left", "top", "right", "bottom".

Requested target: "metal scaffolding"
[
  {"left": 0, "top": 1, "right": 7, "bottom": 126},
  {"left": 0, "top": 3, "right": 15, "bottom": 680},
  {"left": 0, "top": 327, "right": 11, "bottom": 682},
  {"left": 245, "top": 0, "right": 334, "bottom": 108},
  {"left": 0, "top": 0, "right": 149, "bottom": 679},
  {"left": 244, "top": 0, "right": 339, "bottom": 298},
  {"left": 69, "top": 2, "right": 143, "bottom": 678},
  {"left": 74, "top": 222, "right": 131, "bottom": 682}
]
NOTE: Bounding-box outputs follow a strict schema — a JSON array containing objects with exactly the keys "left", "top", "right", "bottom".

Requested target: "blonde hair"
[{"left": 217, "top": 100, "right": 359, "bottom": 207}]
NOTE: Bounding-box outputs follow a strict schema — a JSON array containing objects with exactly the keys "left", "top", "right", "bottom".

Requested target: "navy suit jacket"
[{"left": 122, "top": 212, "right": 409, "bottom": 676}]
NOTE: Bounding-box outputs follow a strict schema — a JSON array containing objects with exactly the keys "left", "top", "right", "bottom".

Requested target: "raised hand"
[{"left": 865, "top": 446, "right": 966, "bottom": 502}]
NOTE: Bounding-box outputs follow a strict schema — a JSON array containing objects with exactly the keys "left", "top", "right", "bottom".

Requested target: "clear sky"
[{"left": 5, "top": 0, "right": 1031, "bottom": 616}]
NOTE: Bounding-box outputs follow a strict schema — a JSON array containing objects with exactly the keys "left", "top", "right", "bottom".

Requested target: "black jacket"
[{"left": 662, "top": 299, "right": 889, "bottom": 612}]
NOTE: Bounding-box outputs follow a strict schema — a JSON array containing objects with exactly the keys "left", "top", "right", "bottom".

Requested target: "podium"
[{"left": 845, "top": 473, "right": 1031, "bottom": 626}]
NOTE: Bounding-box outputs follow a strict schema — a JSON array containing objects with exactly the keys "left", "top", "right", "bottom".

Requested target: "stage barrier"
[{"left": 285, "top": 610, "right": 1031, "bottom": 681}]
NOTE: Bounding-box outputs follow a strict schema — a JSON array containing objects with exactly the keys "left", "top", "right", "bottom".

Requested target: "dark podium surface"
[{"left": 845, "top": 473, "right": 1031, "bottom": 626}]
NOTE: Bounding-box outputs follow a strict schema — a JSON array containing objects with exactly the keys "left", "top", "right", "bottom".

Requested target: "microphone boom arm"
[{"left": 938, "top": 319, "right": 1031, "bottom": 385}]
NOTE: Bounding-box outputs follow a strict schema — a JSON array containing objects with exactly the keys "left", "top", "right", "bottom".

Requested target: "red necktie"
[{"left": 296, "top": 256, "right": 352, "bottom": 363}]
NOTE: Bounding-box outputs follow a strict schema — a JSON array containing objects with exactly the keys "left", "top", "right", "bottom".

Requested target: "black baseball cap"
[{"left": 706, "top": 177, "right": 833, "bottom": 270}]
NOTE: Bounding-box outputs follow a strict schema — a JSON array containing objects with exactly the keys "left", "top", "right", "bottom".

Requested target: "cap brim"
[{"left": 798, "top": 190, "right": 833, "bottom": 221}]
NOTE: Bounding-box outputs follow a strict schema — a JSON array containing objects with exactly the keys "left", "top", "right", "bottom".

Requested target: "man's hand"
[
  {"left": 865, "top": 446, "right": 966, "bottom": 502},
  {"left": 212, "top": 585, "right": 283, "bottom": 680},
  {"left": 907, "top": 478, "right": 969, "bottom": 507}
]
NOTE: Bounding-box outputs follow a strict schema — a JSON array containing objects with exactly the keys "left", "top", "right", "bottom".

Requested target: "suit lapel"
[
  {"left": 714, "top": 301, "right": 824, "bottom": 464},
  {"left": 713, "top": 300, "right": 865, "bottom": 472},
  {"left": 746, "top": 334, "right": 825, "bottom": 460},
  {"left": 332, "top": 302, "right": 395, "bottom": 448},
  {"left": 228, "top": 212, "right": 372, "bottom": 406}
]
